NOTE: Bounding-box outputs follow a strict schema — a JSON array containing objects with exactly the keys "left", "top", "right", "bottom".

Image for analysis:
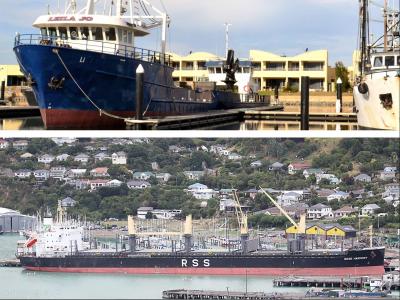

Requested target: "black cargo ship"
[{"left": 19, "top": 247, "right": 385, "bottom": 276}]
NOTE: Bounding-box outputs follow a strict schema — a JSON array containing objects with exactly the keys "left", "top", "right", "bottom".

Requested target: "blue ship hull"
[{"left": 14, "top": 43, "right": 241, "bottom": 129}]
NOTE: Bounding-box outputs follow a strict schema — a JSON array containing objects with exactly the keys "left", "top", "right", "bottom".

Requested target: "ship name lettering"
[
  {"left": 48, "top": 16, "right": 93, "bottom": 22},
  {"left": 344, "top": 258, "right": 353, "bottom": 260},
  {"left": 181, "top": 259, "right": 211, "bottom": 267},
  {"left": 353, "top": 257, "right": 367, "bottom": 260}
]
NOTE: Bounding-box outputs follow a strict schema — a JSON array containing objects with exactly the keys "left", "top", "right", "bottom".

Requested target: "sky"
[{"left": 0, "top": 0, "right": 395, "bottom": 65}]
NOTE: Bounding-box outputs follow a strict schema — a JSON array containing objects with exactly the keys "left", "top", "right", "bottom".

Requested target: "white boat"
[{"left": 353, "top": 0, "right": 399, "bottom": 130}]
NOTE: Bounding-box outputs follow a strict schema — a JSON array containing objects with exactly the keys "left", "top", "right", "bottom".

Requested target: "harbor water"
[{"left": 0, "top": 234, "right": 308, "bottom": 299}]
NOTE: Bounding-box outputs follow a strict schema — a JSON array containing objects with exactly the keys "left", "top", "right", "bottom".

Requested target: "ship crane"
[
  {"left": 259, "top": 187, "right": 306, "bottom": 234},
  {"left": 127, "top": 215, "right": 193, "bottom": 253},
  {"left": 232, "top": 191, "right": 249, "bottom": 254}
]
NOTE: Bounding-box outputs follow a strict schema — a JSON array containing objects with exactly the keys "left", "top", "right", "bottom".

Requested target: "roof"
[
  {"left": 290, "top": 162, "right": 312, "bottom": 169},
  {"left": 362, "top": 204, "right": 380, "bottom": 210},
  {"left": 335, "top": 205, "right": 357, "bottom": 213},
  {"left": 188, "top": 183, "right": 208, "bottom": 189},
  {"left": 127, "top": 180, "right": 151, "bottom": 186},
  {"left": 0, "top": 207, "right": 19, "bottom": 215},
  {"left": 309, "top": 203, "right": 330, "bottom": 210}
]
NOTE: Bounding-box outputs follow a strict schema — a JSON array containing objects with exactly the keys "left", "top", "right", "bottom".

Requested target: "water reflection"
[{"left": 1, "top": 117, "right": 44, "bottom": 130}]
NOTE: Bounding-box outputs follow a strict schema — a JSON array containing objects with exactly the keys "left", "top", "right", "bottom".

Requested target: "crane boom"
[{"left": 259, "top": 187, "right": 298, "bottom": 228}]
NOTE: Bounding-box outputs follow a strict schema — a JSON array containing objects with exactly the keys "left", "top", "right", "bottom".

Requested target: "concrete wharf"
[{"left": 0, "top": 259, "right": 21, "bottom": 267}]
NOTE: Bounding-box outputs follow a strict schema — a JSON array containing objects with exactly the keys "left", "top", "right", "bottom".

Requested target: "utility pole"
[{"left": 224, "top": 22, "right": 232, "bottom": 58}]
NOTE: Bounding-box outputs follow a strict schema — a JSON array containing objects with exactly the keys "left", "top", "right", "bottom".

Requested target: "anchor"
[{"left": 48, "top": 76, "right": 65, "bottom": 90}]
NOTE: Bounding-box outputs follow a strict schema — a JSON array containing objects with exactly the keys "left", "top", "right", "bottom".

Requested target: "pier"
[
  {"left": 0, "top": 106, "right": 40, "bottom": 119},
  {"left": 0, "top": 259, "right": 21, "bottom": 267}
]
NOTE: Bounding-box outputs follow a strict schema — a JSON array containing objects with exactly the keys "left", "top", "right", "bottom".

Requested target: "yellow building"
[
  {"left": 169, "top": 52, "right": 223, "bottom": 88},
  {"left": 170, "top": 49, "right": 330, "bottom": 92},
  {"left": 0, "top": 65, "right": 25, "bottom": 87},
  {"left": 249, "top": 49, "right": 329, "bottom": 92},
  {"left": 348, "top": 50, "right": 361, "bottom": 85}
]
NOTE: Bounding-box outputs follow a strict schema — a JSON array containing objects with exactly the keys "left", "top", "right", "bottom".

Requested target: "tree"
[{"left": 335, "top": 61, "right": 351, "bottom": 91}]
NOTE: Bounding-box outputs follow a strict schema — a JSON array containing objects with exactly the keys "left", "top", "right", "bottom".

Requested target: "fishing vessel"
[
  {"left": 13, "top": 0, "right": 267, "bottom": 129},
  {"left": 353, "top": 0, "right": 400, "bottom": 131},
  {"left": 17, "top": 192, "right": 385, "bottom": 276}
]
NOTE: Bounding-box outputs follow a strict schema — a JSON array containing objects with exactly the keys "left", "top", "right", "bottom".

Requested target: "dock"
[
  {"left": 0, "top": 106, "right": 40, "bottom": 119},
  {"left": 0, "top": 259, "right": 21, "bottom": 267},
  {"left": 162, "top": 289, "right": 303, "bottom": 300},
  {"left": 126, "top": 106, "right": 284, "bottom": 130}
]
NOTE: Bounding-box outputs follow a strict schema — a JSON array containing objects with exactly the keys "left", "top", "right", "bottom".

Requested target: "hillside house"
[
  {"left": 12, "top": 140, "right": 28, "bottom": 151},
  {"left": 33, "top": 170, "right": 50, "bottom": 181},
  {"left": 50, "top": 167, "right": 67, "bottom": 180},
  {"left": 107, "top": 179, "right": 123, "bottom": 188},
  {"left": 90, "top": 179, "right": 109, "bottom": 191},
  {"left": 307, "top": 203, "right": 332, "bottom": 220},
  {"left": 303, "top": 168, "right": 324, "bottom": 179},
  {"left": 127, "top": 180, "right": 151, "bottom": 189},
  {"left": 133, "top": 172, "right": 154, "bottom": 180},
  {"left": 112, "top": 152, "right": 127, "bottom": 165},
  {"left": 74, "top": 153, "right": 90, "bottom": 164},
  {"left": 250, "top": 161, "right": 263, "bottom": 168},
  {"left": 67, "top": 169, "right": 87, "bottom": 178},
  {"left": 361, "top": 204, "right": 381, "bottom": 216},
  {"left": 333, "top": 206, "right": 357, "bottom": 219},
  {"left": 354, "top": 173, "right": 372, "bottom": 183},
  {"left": 14, "top": 169, "right": 32, "bottom": 179},
  {"left": 228, "top": 153, "right": 242, "bottom": 160},
  {"left": 94, "top": 152, "right": 111, "bottom": 162},
  {"left": 277, "top": 191, "right": 302, "bottom": 206},
  {"left": 156, "top": 173, "right": 172, "bottom": 182},
  {"left": 0, "top": 139, "right": 9, "bottom": 149},
  {"left": 184, "top": 171, "right": 205, "bottom": 181},
  {"left": 60, "top": 197, "right": 76, "bottom": 207},
  {"left": 187, "top": 183, "right": 215, "bottom": 200},
  {"left": 38, "top": 154, "right": 55, "bottom": 164},
  {"left": 327, "top": 191, "right": 349, "bottom": 202},
  {"left": 56, "top": 154, "right": 70, "bottom": 162},
  {"left": 90, "top": 167, "right": 109, "bottom": 177},
  {"left": 269, "top": 162, "right": 284, "bottom": 171},
  {"left": 288, "top": 162, "right": 311, "bottom": 175},
  {"left": 316, "top": 173, "right": 340, "bottom": 185}
]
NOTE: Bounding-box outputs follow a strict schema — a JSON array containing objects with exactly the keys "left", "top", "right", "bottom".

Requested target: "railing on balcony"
[{"left": 14, "top": 34, "right": 172, "bottom": 67}]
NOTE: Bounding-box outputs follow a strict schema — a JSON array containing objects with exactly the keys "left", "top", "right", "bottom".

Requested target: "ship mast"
[
  {"left": 384, "top": 0, "right": 388, "bottom": 51},
  {"left": 359, "top": 0, "right": 369, "bottom": 75}
]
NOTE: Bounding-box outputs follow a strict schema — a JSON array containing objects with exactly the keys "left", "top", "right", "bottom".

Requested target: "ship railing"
[{"left": 14, "top": 34, "right": 172, "bottom": 67}]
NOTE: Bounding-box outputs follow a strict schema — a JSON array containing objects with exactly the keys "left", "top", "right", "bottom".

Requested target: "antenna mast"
[
  {"left": 384, "top": 0, "right": 388, "bottom": 51},
  {"left": 224, "top": 22, "right": 232, "bottom": 58}
]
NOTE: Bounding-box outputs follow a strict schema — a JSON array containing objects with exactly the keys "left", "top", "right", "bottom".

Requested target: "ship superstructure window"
[
  {"left": 40, "top": 28, "right": 47, "bottom": 36},
  {"left": 93, "top": 27, "right": 103, "bottom": 40},
  {"left": 397, "top": 56, "right": 400, "bottom": 66},
  {"left": 118, "top": 29, "right": 128, "bottom": 43},
  {"left": 384, "top": 56, "right": 395, "bottom": 67},
  {"left": 69, "top": 27, "right": 78, "bottom": 40},
  {"left": 80, "top": 27, "right": 89, "bottom": 40},
  {"left": 216, "top": 68, "right": 222, "bottom": 74},
  {"left": 127, "top": 31, "right": 133, "bottom": 44},
  {"left": 48, "top": 27, "right": 57, "bottom": 37},
  {"left": 373, "top": 56, "right": 383, "bottom": 67},
  {"left": 105, "top": 28, "right": 116, "bottom": 41},
  {"left": 59, "top": 27, "right": 68, "bottom": 40}
]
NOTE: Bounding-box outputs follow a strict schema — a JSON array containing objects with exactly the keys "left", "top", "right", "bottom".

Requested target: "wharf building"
[{"left": 0, "top": 207, "right": 37, "bottom": 233}]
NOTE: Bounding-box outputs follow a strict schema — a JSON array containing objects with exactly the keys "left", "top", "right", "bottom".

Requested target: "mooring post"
[
  {"left": 0, "top": 81, "right": 5, "bottom": 100},
  {"left": 274, "top": 85, "right": 279, "bottom": 104},
  {"left": 336, "top": 78, "right": 343, "bottom": 113},
  {"left": 136, "top": 64, "right": 144, "bottom": 130},
  {"left": 300, "top": 76, "right": 310, "bottom": 130}
]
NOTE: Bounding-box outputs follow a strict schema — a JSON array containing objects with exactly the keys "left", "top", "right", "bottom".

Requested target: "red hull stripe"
[
  {"left": 25, "top": 266, "right": 384, "bottom": 276},
  {"left": 40, "top": 109, "right": 178, "bottom": 129}
]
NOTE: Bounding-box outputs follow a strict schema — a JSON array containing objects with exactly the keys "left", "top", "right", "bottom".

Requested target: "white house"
[
  {"left": 38, "top": 154, "right": 55, "bottom": 164},
  {"left": 379, "top": 167, "right": 397, "bottom": 181},
  {"left": 156, "top": 173, "right": 172, "bottom": 182},
  {"left": 327, "top": 191, "right": 350, "bottom": 202},
  {"left": 51, "top": 138, "right": 77, "bottom": 146},
  {"left": 307, "top": 203, "right": 332, "bottom": 219},
  {"left": 12, "top": 140, "right": 28, "bottom": 151},
  {"left": 90, "top": 179, "right": 109, "bottom": 191},
  {"left": 94, "top": 152, "right": 111, "bottom": 162},
  {"left": 49, "top": 167, "right": 67, "bottom": 180},
  {"left": 153, "top": 209, "right": 182, "bottom": 220},
  {"left": 67, "top": 169, "right": 87, "bottom": 178},
  {"left": 303, "top": 168, "right": 324, "bottom": 179},
  {"left": 14, "top": 169, "right": 32, "bottom": 179},
  {"left": 361, "top": 204, "right": 381, "bottom": 216},
  {"left": 56, "top": 154, "right": 70, "bottom": 162},
  {"left": 33, "top": 170, "right": 50, "bottom": 181},
  {"left": 112, "top": 152, "right": 127, "bottom": 165},
  {"left": 133, "top": 172, "right": 154, "bottom": 180},
  {"left": 74, "top": 153, "right": 90, "bottom": 164},
  {"left": 288, "top": 162, "right": 312, "bottom": 175},
  {"left": 127, "top": 180, "right": 151, "bottom": 189},
  {"left": 60, "top": 197, "right": 76, "bottom": 207},
  {"left": 107, "top": 179, "right": 123, "bottom": 188},
  {"left": 187, "top": 183, "right": 215, "bottom": 200},
  {"left": 137, "top": 207, "right": 154, "bottom": 219},
  {"left": 20, "top": 152, "right": 34, "bottom": 159},
  {"left": 277, "top": 191, "right": 302, "bottom": 207},
  {"left": 354, "top": 173, "right": 372, "bottom": 183},
  {"left": 90, "top": 167, "right": 109, "bottom": 177},
  {"left": 316, "top": 173, "right": 340, "bottom": 185}
]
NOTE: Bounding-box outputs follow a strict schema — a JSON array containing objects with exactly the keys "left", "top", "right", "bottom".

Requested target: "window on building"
[
  {"left": 69, "top": 27, "right": 78, "bottom": 40},
  {"left": 58, "top": 27, "right": 68, "bottom": 39},
  {"left": 93, "top": 27, "right": 103, "bottom": 40},
  {"left": 208, "top": 68, "right": 215, "bottom": 74},
  {"left": 216, "top": 68, "right": 222, "bottom": 74},
  {"left": 80, "top": 27, "right": 89, "bottom": 40},
  {"left": 48, "top": 27, "right": 57, "bottom": 37},
  {"left": 105, "top": 28, "right": 116, "bottom": 41},
  {"left": 242, "top": 67, "right": 250, "bottom": 73},
  {"left": 384, "top": 56, "right": 395, "bottom": 67},
  {"left": 373, "top": 56, "right": 383, "bottom": 67}
]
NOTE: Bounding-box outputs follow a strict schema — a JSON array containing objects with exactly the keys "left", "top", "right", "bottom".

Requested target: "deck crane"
[
  {"left": 259, "top": 187, "right": 306, "bottom": 234},
  {"left": 232, "top": 191, "right": 249, "bottom": 253}
]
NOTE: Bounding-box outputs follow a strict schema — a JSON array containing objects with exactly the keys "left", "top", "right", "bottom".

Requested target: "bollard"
[
  {"left": 135, "top": 64, "right": 144, "bottom": 130},
  {"left": 300, "top": 76, "right": 310, "bottom": 130},
  {"left": 336, "top": 78, "right": 343, "bottom": 113},
  {"left": 274, "top": 85, "right": 279, "bottom": 104},
  {"left": 0, "top": 81, "right": 5, "bottom": 100}
]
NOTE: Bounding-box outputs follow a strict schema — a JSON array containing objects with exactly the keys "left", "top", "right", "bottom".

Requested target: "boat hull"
[
  {"left": 20, "top": 248, "right": 385, "bottom": 276},
  {"left": 354, "top": 75, "right": 400, "bottom": 131},
  {"left": 13, "top": 44, "right": 250, "bottom": 129}
]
